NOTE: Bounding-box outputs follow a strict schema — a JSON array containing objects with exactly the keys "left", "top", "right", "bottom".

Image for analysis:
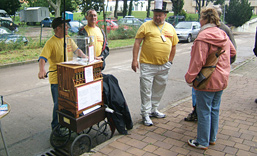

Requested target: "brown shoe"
[{"left": 209, "top": 142, "right": 216, "bottom": 145}]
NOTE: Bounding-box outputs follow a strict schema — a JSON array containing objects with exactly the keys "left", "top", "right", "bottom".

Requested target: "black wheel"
[
  {"left": 187, "top": 34, "right": 192, "bottom": 43},
  {"left": 96, "top": 121, "right": 113, "bottom": 145},
  {"left": 82, "top": 126, "right": 92, "bottom": 134},
  {"left": 50, "top": 124, "right": 71, "bottom": 148},
  {"left": 70, "top": 134, "right": 92, "bottom": 156}
]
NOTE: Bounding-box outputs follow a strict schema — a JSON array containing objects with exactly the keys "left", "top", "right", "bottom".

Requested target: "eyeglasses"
[
  {"left": 88, "top": 14, "right": 97, "bottom": 18},
  {"left": 154, "top": 14, "right": 165, "bottom": 18}
]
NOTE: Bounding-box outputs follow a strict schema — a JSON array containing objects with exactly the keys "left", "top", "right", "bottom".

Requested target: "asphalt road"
[{"left": 0, "top": 31, "right": 255, "bottom": 156}]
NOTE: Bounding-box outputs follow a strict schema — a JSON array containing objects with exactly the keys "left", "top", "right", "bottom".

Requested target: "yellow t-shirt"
[
  {"left": 84, "top": 25, "right": 103, "bottom": 57},
  {"left": 40, "top": 36, "right": 78, "bottom": 84},
  {"left": 135, "top": 21, "right": 179, "bottom": 65}
]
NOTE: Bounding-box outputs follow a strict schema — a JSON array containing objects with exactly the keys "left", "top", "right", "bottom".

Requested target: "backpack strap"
[{"left": 100, "top": 28, "right": 107, "bottom": 52}]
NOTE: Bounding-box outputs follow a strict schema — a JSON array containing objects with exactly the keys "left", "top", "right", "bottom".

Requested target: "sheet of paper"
[
  {"left": 84, "top": 66, "right": 94, "bottom": 83},
  {"left": 83, "top": 105, "right": 101, "bottom": 115},
  {"left": 77, "top": 80, "right": 102, "bottom": 111},
  {"left": 88, "top": 45, "right": 94, "bottom": 63},
  {"left": 0, "top": 111, "right": 7, "bottom": 116}
]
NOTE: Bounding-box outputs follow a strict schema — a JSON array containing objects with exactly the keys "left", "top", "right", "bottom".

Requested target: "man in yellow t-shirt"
[
  {"left": 131, "top": 1, "right": 179, "bottom": 126},
  {"left": 38, "top": 17, "right": 86, "bottom": 130},
  {"left": 78, "top": 9, "right": 109, "bottom": 70}
]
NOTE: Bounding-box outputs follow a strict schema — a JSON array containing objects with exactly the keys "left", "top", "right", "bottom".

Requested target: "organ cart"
[{"left": 49, "top": 60, "right": 115, "bottom": 156}]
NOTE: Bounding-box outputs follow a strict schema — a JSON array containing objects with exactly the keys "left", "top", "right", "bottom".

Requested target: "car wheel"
[{"left": 187, "top": 34, "right": 192, "bottom": 43}]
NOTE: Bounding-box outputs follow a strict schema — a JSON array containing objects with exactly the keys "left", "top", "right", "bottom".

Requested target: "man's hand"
[
  {"left": 131, "top": 60, "right": 139, "bottom": 72},
  {"left": 95, "top": 56, "right": 103, "bottom": 60},
  {"left": 38, "top": 70, "right": 47, "bottom": 79}
]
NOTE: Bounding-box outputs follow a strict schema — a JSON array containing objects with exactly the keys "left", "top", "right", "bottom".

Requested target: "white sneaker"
[
  {"left": 150, "top": 110, "right": 166, "bottom": 118},
  {"left": 142, "top": 116, "right": 153, "bottom": 126}
]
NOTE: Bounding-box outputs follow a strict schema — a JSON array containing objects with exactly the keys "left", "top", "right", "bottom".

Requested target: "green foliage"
[
  {"left": 26, "top": 0, "right": 79, "bottom": 15},
  {"left": 80, "top": 0, "right": 104, "bottom": 16},
  {"left": 60, "top": 0, "right": 80, "bottom": 13},
  {"left": 171, "top": 0, "right": 184, "bottom": 16},
  {"left": 107, "top": 26, "right": 138, "bottom": 40},
  {"left": 26, "top": 0, "right": 49, "bottom": 8},
  {"left": 0, "top": 0, "right": 21, "bottom": 15},
  {"left": 179, "top": 9, "right": 187, "bottom": 19},
  {"left": 225, "top": 0, "right": 252, "bottom": 27},
  {"left": 214, "top": 0, "right": 225, "bottom": 5}
]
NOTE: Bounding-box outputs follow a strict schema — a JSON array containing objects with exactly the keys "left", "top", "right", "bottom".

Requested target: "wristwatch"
[{"left": 169, "top": 61, "right": 173, "bottom": 64}]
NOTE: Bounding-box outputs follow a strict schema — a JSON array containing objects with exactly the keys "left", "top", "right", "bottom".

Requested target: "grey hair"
[
  {"left": 86, "top": 9, "right": 96, "bottom": 16},
  {"left": 212, "top": 5, "right": 222, "bottom": 17}
]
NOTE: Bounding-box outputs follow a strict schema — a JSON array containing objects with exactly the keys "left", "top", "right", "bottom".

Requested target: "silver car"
[{"left": 175, "top": 21, "right": 201, "bottom": 43}]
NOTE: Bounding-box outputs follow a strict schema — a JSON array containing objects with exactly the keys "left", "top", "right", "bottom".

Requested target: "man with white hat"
[{"left": 131, "top": 0, "right": 179, "bottom": 126}]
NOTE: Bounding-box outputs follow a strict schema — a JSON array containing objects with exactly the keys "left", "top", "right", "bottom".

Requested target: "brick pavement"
[{"left": 85, "top": 57, "right": 257, "bottom": 156}]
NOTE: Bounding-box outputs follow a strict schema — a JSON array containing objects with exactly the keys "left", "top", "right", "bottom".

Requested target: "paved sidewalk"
[{"left": 84, "top": 57, "right": 257, "bottom": 156}]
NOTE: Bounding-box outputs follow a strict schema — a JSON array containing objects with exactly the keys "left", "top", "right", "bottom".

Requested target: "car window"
[
  {"left": 134, "top": 19, "right": 142, "bottom": 25},
  {"left": 69, "top": 21, "right": 83, "bottom": 28},
  {"left": 126, "top": 19, "right": 133, "bottom": 24},
  {"left": 111, "top": 21, "right": 118, "bottom": 26},
  {"left": 175, "top": 22, "right": 192, "bottom": 29}
]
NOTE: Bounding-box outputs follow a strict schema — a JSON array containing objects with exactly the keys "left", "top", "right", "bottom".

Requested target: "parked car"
[
  {"left": 96, "top": 20, "right": 119, "bottom": 33},
  {"left": 0, "top": 19, "right": 18, "bottom": 32},
  {"left": 68, "top": 20, "right": 84, "bottom": 33},
  {"left": 41, "top": 17, "right": 53, "bottom": 27},
  {"left": 81, "top": 17, "right": 88, "bottom": 25},
  {"left": 167, "top": 15, "right": 185, "bottom": 26},
  {"left": 144, "top": 17, "right": 152, "bottom": 22},
  {"left": 0, "top": 27, "right": 28, "bottom": 45},
  {"left": 175, "top": 21, "right": 200, "bottom": 43},
  {"left": 0, "top": 9, "right": 12, "bottom": 22},
  {"left": 118, "top": 16, "right": 143, "bottom": 28}
]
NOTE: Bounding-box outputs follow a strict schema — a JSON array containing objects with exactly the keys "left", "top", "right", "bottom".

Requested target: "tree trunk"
[
  {"left": 46, "top": 0, "right": 61, "bottom": 17},
  {"left": 147, "top": 0, "right": 151, "bottom": 17},
  {"left": 123, "top": 0, "right": 128, "bottom": 17},
  {"left": 128, "top": 0, "right": 133, "bottom": 16},
  {"left": 114, "top": 0, "right": 118, "bottom": 19}
]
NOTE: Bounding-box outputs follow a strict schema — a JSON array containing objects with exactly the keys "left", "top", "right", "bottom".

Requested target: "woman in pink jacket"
[{"left": 185, "top": 8, "right": 236, "bottom": 150}]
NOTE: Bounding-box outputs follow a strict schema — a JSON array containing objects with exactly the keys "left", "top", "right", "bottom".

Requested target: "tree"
[
  {"left": 27, "top": 0, "right": 79, "bottom": 17},
  {"left": 123, "top": 0, "right": 128, "bottom": 17},
  {"left": 46, "top": 0, "right": 61, "bottom": 17},
  {"left": 0, "top": 0, "right": 21, "bottom": 16},
  {"left": 128, "top": 0, "right": 133, "bottom": 16},
  {"left": 195, "top": 0, "right": 210, "bottom": 20},
  {"left": 171, "top": 0, "right": 184, "bottom": 16},
  {"left": 146, "top": 0, "right": 151, "bottom": 18},
  {"left": 214, "top": 0, "right": 225, "bottom": 5},
  {"left": 114, "top": 0, "right": 119, "bottom": 19},
  {"left": 80, "top": 0, "right": 103, "bottom": 15},
  {"left": 27, "top": 0, "right": 49, "bottom": 7},
  {"left": 225, "top": 0, "right": 252, "bottom": 27}
]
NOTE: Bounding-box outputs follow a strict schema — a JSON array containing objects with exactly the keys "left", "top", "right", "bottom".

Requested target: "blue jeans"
[
  {"left": 51, "top": 84, "right": 59, "bottom": 130},
  {"left": 195, "top": 90, "right": 223, "bottom": 147},
  {"left": 192, "top": 88, "right": 196, "bottom": 107}
]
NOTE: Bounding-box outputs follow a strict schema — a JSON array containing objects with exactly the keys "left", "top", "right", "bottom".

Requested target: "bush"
[{"left": 107, "top": 26, "right": 138, "bottom": 40}]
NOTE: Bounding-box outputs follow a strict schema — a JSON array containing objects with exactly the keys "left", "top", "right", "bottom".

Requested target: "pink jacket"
[{"left": 185, "top": 26, "right": 236, "bottom": 92}]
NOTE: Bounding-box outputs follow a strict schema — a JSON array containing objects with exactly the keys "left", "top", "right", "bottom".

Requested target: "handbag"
[{"left": 193, "top": 47, "right": 225, "bottom": 89}]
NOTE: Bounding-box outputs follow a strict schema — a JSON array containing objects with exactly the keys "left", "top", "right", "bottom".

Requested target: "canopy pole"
[{"left": 63, "top": 0, "right": 66, "bottom": 62}]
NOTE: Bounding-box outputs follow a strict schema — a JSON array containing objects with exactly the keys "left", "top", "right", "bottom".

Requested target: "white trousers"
[{"left": 140, "top": 62, "right": 172, "bottom": 117}]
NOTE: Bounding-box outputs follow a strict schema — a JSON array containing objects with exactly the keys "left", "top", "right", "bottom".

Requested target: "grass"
[{"left": 0, "top": 37, "right": 135, "bottom": 66}]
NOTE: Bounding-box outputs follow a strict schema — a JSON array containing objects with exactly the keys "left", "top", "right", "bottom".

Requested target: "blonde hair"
[{"left": 200, "top": 8, "right": 220, "bottom": 27}]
